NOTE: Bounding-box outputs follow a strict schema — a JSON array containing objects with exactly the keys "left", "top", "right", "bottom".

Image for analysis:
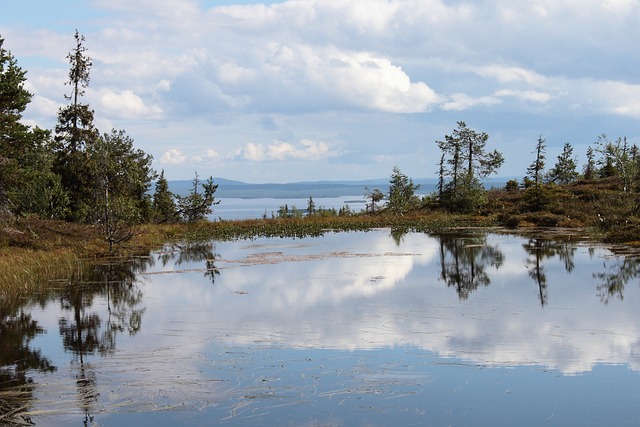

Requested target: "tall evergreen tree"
[
  {"left": 0, "top": 36, "right": 32, "bottom": 213},
  {"left": 583, "top": 146, "right": 596, "bottom": 180},
  {"left": 175, "top": 173, "right": 219, "bottom": 222},
  {"left": 387, "top": 166, "right": 420, "bottom": 213},
  {"left": 526, "top": 136, "right": 546, "bottom": 186},
  {"left": 54, "top": 30, "right": 100, "bottom": 221},
  {"left": 0, "top": 35, "right": 65, "bottom": 217},
  {"left": 153, "top": 170, "right": 177, "bottom": 223},
  {"left": 548, "top": 142, "right": 579, "bottom": 185}
]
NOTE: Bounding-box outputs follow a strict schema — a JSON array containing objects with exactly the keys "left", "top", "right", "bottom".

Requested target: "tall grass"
[{"left": 0, "top": 248, "right": 87, "bottom": 301}]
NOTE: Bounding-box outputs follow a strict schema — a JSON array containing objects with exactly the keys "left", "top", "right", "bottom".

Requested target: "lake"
[
  {"left": 3, "top": 229, "right": 640, "bottom": 425},
  {"left": 212, "top": 196, "right": 369, "bottom": 220}
]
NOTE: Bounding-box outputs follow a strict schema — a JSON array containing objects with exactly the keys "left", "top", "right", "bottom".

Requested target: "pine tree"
[
  {"left": 436, "top": 122, "right": 503, "bottom": 211},
  {"left": 548, "top": 142, "right": 579, "bottom": 185},
  {"left": 175, "top": 173, "right": 220, "bottom": 222},
  {"left": 387, "top": 166, "right": 420, "bottom": 213},
  {"left": 0, "top": 36, "right": 65, "bottom": 217},
  {"left": 54, "top": 30, "right": 100, "bottom": 221},
  {"left": 583, "top": 146, "right": 596, "bottom": 180},
  {"left": 526, "top": 136, "right": 546, "bottom": 186},
  {"left": 153, "top": 170, "right": 177, "bottom": 223}
]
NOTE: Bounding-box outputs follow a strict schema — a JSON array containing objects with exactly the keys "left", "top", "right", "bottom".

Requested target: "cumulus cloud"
[
  {"left": 8, "top": 0, "right": 640, "bottom": 180},
  {"left": 231, "top": 139, "right": 336, "bottom": 162},
  {"left": 191, "top": 149, "right": 220, "bottom": 163},
  {"left": 95, "top": 88, "right": 163, "bottom": 119},
  {"left": 160, "top": 148, "right": 188, "bottom": 165}
]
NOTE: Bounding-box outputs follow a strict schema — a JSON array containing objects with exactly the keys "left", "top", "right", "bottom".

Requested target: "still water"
[
  {"left": 212, "top": 197, "right": 368, "bottom": 220},
  {"left": 3, "top": 229, "right": 640, "bottom": 426}
]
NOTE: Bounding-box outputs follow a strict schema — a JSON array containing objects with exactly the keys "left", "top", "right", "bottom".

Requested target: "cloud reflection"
[{"left": 141, "top": 231, "right": 640, "bottom": 375}]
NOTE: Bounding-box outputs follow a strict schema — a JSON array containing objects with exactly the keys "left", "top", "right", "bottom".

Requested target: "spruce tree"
[{"left": 54, "top": 30, "right": 100, "bottom": 221}]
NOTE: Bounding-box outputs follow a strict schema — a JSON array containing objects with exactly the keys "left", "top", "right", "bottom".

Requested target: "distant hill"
[{"left": 167, "top": 177, "right": 510, "bottom": 199}]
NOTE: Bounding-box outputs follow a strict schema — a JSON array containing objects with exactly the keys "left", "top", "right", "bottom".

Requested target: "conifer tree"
[
  {"left": 526, "top": 136, "right": 546, "bottom": 186},
  {"left": 153, "top": 170, "right": 177, "bottom": 223},
  {"left": 54, "top": 30, "right": 100, "bottom": 221},
  {"left": 548, "top": 142, "right": 579, "bottom": 185}
]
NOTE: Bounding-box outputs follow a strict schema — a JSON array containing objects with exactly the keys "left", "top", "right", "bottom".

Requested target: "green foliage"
[
  {"left": 441, "top": 172, "right": 487, "bottom": 212},
  {"left": 583, "top": 146, "right": 596, "bottom": 180},
  {"left": 88, "top": 129, "right": 155, "bottom": 250},
  {"left": 436, "top": 122, "right": 503, "bottom": 212},
  {"left": 595, "top": 134, "right": 639, "bottom": 191},
  {"left": 505, "top": 179, "right": 519, "bottom": 192},
  {"left": 364, "top": 187, "right": 385, "bottom": 212},
  {"left": 522, "top": 183, "right": 569, "bottom": 212},
  {"left": 8, "top": 129, "right": 69, "bottom": 218},
  {"left": 307, "top": 196, "right": 316, "bottom": 216},
  {"left": 53, "top": 31, "right": 100, "bottom": 221},
  {"left": 153, "top": 170, "right": 177, "bottom": 223},
  {"left": 526, "top": 136, "right": 546, "bottom": 185},
  {"left": 175, "top": 173, "right": 220, "bottom": 222},
  {"left": 548, "top": 142, "right": 579, "bottom": 184},
  {"left": 0, "top": 37, "right": 69, "bottom": 218},
  {"left": 387, "top": 166, "right": 420, "bottom": 213}
]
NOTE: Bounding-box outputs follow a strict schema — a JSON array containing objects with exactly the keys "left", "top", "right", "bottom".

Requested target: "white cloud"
[
  {"left": 476, "top": 65, "right": 546, "bottom": 86},
  {"left": 95, "top": 88, "right": 164, "bottom": 119},
  {"left": 232, "top": 139, "right": 336, "bottom": 162},
  {"left": 191, "top": 149, "right": 220, "bottom": 163},
  {"left": 7, "top": 0, "right": 640, "bottom": 181},
  {"left": 442, "top": 93, "right": 501, "bottom": 111},
  {"left": 160, "top": 148, "right": 188, "bottom": 165},
  {"left": 495, "top": 89, "right": 552, "bottom": 103}
]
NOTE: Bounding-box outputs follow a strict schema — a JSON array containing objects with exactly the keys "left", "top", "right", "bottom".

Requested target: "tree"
[
  {"left": 307, "top": 196, "right": 315, "bottom": 216},
  {"left": 0, "top": 36, "right": 66, "bottom": 218},
  {"left": 387, "top": 166, "right": 420, "bottom": 213},
  {"left": 583, "top": 146, "right": 596, "bottom": 180},
  {"left": 548, "top": 142, "right": 579, "bottom": 185},
  {"left": 364, "top": 187, "right": 384, "bottom": 212},
  {"left": 595, "top": 134, "right": 636, "bottom": 191},
  {"left": 175, "top": 173, "right": 219, "bottom": 222},
  {"left": 526, "top": 136, "right": 546, "bottom": 186},
  {"left": 87, "top": 129, "right": 155, "bottom": 251},
  {"left": 436, "top": 122, "right": 503, "bottom": 211},
  {"left": 153, "top": 170, "right": 177, "bottom": 223},
  {"left": 53, "top": 30, "right": 100, "bottom": 221}
]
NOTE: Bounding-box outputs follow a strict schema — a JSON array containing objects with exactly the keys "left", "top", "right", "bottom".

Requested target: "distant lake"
[
  {"left": 212, "top": 196, "right": 369, "bottom": 220},
  {"left": 4, "top": 229, "right": 640, "bottom": 425}
]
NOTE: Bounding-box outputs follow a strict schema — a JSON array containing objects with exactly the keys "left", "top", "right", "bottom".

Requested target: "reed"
[{"left": 0, "top": 248, "right": 87, "bottom": 300}]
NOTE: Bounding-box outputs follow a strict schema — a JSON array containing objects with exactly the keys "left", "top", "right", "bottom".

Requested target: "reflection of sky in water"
[
  {"left": 19, "top": 230, "right": 640, "bottom": 425},
  {"left": 139, "top": 231, "right": 640, "bottom": 375}
]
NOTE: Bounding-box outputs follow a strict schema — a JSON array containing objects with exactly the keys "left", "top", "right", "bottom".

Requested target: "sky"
[{"left": 2, "top": 0, "right": 640, "bottom": 183}]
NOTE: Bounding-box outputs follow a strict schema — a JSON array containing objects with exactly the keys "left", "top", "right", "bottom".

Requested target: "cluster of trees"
[
  {"left": 372, "top": 121, "right": 505, "bottom": 213},
  {"left": 375, "top": 122, "right": 640, "bottom": 216},
  {"left": 0, "top": 33, "right": 218, "bottom": 249}
]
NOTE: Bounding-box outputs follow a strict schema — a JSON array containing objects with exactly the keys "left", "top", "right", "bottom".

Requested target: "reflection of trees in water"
[
  {"left": 435, "top": 233, "right": 504, "bottom": 300},
  {"left": 57, "top": 257, "right": 150, "bottom": 424},
  {"left": 157, "top": 242, "right": 220, "bottom": 284},
  {"left": 390, "top": 227, "right": 408, "bottom": 246},
  {"left": 595, "top": 257, "right": 640, "bottom": 304},
  {"left": 0, "top": 307, "right": 56, "bottom": 425},
  {"left": 522, "top": 238, "right": 576, "bottom": 306}
]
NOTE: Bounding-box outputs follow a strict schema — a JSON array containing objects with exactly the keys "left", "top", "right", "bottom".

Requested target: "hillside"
[{"left": 168, "top": 177, "right": 512, "bottom": 199}]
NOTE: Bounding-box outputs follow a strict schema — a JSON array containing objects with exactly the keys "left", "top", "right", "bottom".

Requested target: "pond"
[{"left": 2, "top": 229, "right": 640, "bottom": 426}]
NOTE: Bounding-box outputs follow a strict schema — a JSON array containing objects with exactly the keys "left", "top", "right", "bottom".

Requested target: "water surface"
[{"left": 3, "top": 230, "right": 640, "bottom": 425}]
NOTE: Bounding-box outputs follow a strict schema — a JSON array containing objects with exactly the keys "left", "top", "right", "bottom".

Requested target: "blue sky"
[{"left": 2, "top": 0, "right": 640, "bottom": 183}]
